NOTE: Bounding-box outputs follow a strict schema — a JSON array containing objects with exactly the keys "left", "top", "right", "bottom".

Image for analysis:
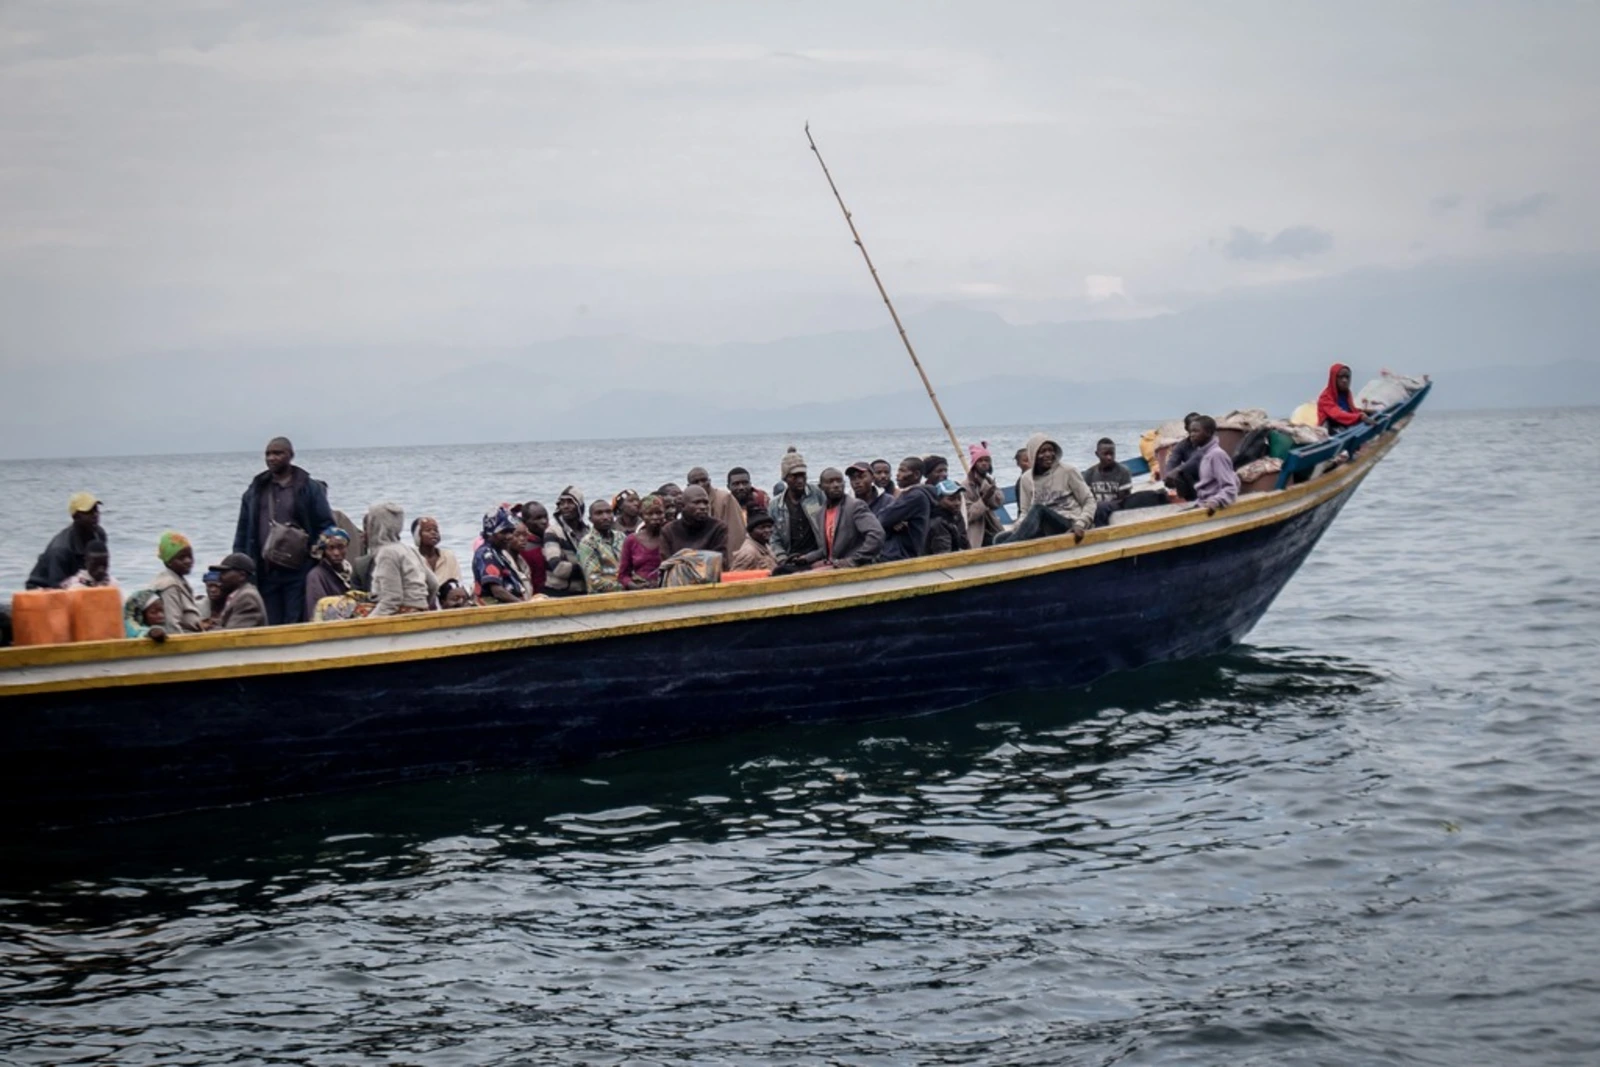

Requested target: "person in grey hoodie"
[
  {"left": 995, "top": 432, "right": 1096, "bottom": 544},
  {"left": 365, "top": 503, "right": 439, "bottom": 615}
]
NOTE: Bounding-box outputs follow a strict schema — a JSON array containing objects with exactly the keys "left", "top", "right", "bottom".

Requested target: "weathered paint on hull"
[{"left": 4, "top": 478, "right": 1360, "bottom": 829}]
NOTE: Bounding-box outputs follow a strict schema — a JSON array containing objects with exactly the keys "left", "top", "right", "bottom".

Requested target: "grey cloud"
[
  {"left": 1484, "top": 193, "right": 1553, "bottom": 229},
  {"left": 1431, "top": 193, "right": 1462, "bottom": 213},
  {"left": 1221, "top": 226, "right": 1334, "bottom": 261}
]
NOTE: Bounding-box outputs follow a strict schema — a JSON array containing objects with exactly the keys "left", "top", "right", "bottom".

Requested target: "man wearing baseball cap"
[
  {"left": 213, "top": 553, "right": 268, "bottom": 629},
  {"left": 25, "top": 492, "right": 107, "bottom": 589}
]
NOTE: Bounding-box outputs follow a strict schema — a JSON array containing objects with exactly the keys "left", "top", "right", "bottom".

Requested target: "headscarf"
[
  {"left": 968, "top": 441, "right": 992, "bottom": 464},
  {"left": 482, "top": 506, "right": 516, "bottom": 539},
  {"left": 411, "top": 515, "right": 439, "bottom": 549},
  {"left": 157, "top": 531, "right": 191, "bottom": 565},
  {"left": 124, "top": 589, "right": 160, "bottom": 629},
  {"left": 612, "top": 489, "right": 639, "bottom": 512},
  {"left": 316, "top": 526, "right": 350, "bottom": 551},
  {"left": 201, "top": 568, "right": 222, "bottom": 586}
]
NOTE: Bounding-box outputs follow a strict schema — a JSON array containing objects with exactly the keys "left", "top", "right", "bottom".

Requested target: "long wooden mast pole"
[{"left": 805, "top": 124, "right": 968, "bottom": 474}]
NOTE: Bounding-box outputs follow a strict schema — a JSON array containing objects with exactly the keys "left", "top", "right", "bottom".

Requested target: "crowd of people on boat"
[{"left": 9, "top": 362, "right": 1404, "bottom": 645}]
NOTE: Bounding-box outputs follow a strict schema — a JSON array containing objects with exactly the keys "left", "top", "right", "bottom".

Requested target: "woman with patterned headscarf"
[
  {"left": 147, "top": 530, "right": 207, "bottom": 633},
  {"left": 473, "top": 507, "right": 526, "bottom": 604},
  {"left": 303, "top": 526, "right": 355, "bottom": 619},
  {"left": 612, "top": 489, "right": 643, "bottom": 536}
]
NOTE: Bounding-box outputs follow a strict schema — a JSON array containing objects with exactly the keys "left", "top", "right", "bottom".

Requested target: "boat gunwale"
[{"left": 0, "top": 422, "right": 1409, "bottom": 685}]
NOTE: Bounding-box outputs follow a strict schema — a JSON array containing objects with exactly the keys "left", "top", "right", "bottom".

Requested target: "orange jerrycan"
[
  {"left": 11, "top": 589, "right": 73, "bottom": 646},
  {"left": 67, "top": 585, "right": 124, "bottom": 642}
]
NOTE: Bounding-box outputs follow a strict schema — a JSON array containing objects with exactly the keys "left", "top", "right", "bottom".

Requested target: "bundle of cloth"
[{"left": 1357, "top": 369, "right": 1428, "bottom": 411}]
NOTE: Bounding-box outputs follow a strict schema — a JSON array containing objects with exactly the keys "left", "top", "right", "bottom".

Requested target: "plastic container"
[
  {"left": 11, "top": 589, "right": 72, "bottom": 646},
  {"left": 67, "top": 585, "right": 124, "bottom": 642},
  {"left": 1268, "top": 429, "right": 1294, "bottom": 460},
  {"left": 721, "top": 570, "right": 772, "bottom": 583}
]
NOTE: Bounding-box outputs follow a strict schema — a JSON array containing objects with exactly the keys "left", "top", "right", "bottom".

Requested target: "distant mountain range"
[{"left": 1, "top": 255, "right": 1595, "bottom": 458}]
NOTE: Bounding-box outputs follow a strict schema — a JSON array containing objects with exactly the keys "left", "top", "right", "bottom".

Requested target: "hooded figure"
[
  {"left": 366, "top": 503, "right": 439, "bottom": 615},
  {"left": 1317, "top": 363, "right": 1366, "bottom": 431},
  {"left": 542, "top": 486, "right": 588, "bottom": 596},
  {"left": 998, "top": 432, "right": 1095, "bottom": 543}
]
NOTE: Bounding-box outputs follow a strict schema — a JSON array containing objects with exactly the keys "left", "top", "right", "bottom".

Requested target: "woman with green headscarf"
[{"left": 147, "top": 530, "right": 207, "bottom": 633}]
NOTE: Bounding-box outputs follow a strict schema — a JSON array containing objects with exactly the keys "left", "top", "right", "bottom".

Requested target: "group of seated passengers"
[
  {"left": 18, "top": 410, "right": 1269, "bottom": 643},
  {"left": 1, "top": 360, "right": 1413, "bottom": 645}
]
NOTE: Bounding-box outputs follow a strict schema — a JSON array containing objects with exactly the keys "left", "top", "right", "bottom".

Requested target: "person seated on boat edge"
[
  {"left": 214, "top": 553, "right": 268, "bottom": 629},
  {"left": 577, "top": 498, "right": 627, "bottom": 594},
  {"left": 60, "top": 540, "right": 116, "bottom": 590},
  {"left": 473, "top": 508, "right": 527, "bottom": 604},
  {"left": 619, "top": 494, "right": 668, "bottom": 589},
  {"left": 807, "top": 467, "right": 885, "bottom": 571},
  {"left": 769, "top": 450, "right": 825, "bottom": 568},
  {"left": 1188, "top": 415, "right": 1241, "bottom": 515},
  {"left": 1083, "top": 439, "right": 1169, "bottom": 527},
  {"left": 653, "top": 483, "right": 683, "bottom": 523},
  {"left": 926, "top": 479, "right": 971, "bottom": 555},
  {"left": 1318, "top": 362, "right": 1381, "bottom": 435},
  {"left": 233, "top": 437, "right": 334, "bottom": 627},
  {"left": 687, "top": 465, "right": 748, "bottom": 556},
  {"left": 846, "top": 460, "right": 894, "bottom": 523},
  {"left": 876, "top": 457, "right": 935, "bottom": 561},
  {"left": 412, "top": 516, "right": 462, "bottom": 587},
  {"left": 727, "top": 467, "right": 770, "bottom": 522},
  {"left": 122, "top": 589, "right": 169, "bottom": 643},
  {"left": 663, "top": 485, "right": 732, "bottom": 567},
  {"left": 26, "top": 492, "right": 106, "bottom": 590},
  {"left": 730, "top": 512, "right": 778, "bottom": 572},
  {"left": 517, "top": 501, "right": 549, "bottom": 596},
  {"left": 922, "top": 454, "right": 951, "bottom": 486},
  {"left": 1161, "top": 413, "right": 1204, "bottom": 502},
  {"left": 611, "top": 489, "right": 643, "bottom": 536},
  {"left": 367, "top": 503, "right": 440, "bottom": 615},
  {"left": 962, "top": 441, "right": 1005, "bottom": 547},
  {"left": 201, "top": 566, "right": 226, "bottom": 624},
  {"left": 543, "top": 487, "right": 589, "bottom": 597},
  {"left": 303, "top": 527, "right": 356, "bottom": 619},
  {"left": 149, "top": 531, "right": 207, "bottom": 633},
  {"left": 507, "top": 521, "right": 538, "bottom": 598},
  {"left": 994, "top": 434, "right": 1094, "bottom": 545},
  {"left": 438, "top": 579, "right": 473, "bottom": 609},
  {"left": 870, "top": 459, "right": 894, "bottom": 497}
]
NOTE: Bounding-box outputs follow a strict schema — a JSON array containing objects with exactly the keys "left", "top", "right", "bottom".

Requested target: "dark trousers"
[
  {"left": 994, "top": 504, "right": 1073, "bottom": 544},
  {"left": 1094, "top": 490, "right": 1172, "bottom": 527},
  {"left": 260, "top": 566, "right": 309, "bottom": 626},
  {"left": 1169, "top": 468, "right": 1199, "bottom": 502}
]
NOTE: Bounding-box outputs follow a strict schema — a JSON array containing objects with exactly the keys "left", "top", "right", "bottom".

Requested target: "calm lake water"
[{"left": 3, "top": 408, "right": 1599, "bottom": 1065}]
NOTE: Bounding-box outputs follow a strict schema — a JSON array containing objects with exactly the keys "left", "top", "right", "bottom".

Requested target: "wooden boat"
[{"left": 0, "top": 385, "right": 1430, "bottom": 829}]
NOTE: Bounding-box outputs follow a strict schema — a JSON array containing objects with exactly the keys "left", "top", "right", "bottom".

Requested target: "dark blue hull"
[{"left": 3, "top": 477, "right": 1362, "bottom": 830}]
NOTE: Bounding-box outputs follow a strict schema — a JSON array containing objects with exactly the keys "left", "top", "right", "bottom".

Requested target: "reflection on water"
[{"left": 4, "top": 410, "right": 1600, "bottom": 1065}]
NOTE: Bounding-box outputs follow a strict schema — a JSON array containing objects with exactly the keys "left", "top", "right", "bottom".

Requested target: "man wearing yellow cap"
[{"left": 25, "top": 493, "right": 106, "bottom": 589}]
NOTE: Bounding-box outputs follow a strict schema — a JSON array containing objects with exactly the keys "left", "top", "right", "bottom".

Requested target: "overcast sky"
[{"left": 1, "top": 0, "right": 1595, "bottom": 362}]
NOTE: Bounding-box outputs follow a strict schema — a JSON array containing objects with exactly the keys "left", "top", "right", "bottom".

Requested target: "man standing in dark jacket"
[
  {"left": 26, "top": 492, "right": 106, "bottom": 589},
  {"left": 233, "top": 437, "right": 333, "bottom": 626}
]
